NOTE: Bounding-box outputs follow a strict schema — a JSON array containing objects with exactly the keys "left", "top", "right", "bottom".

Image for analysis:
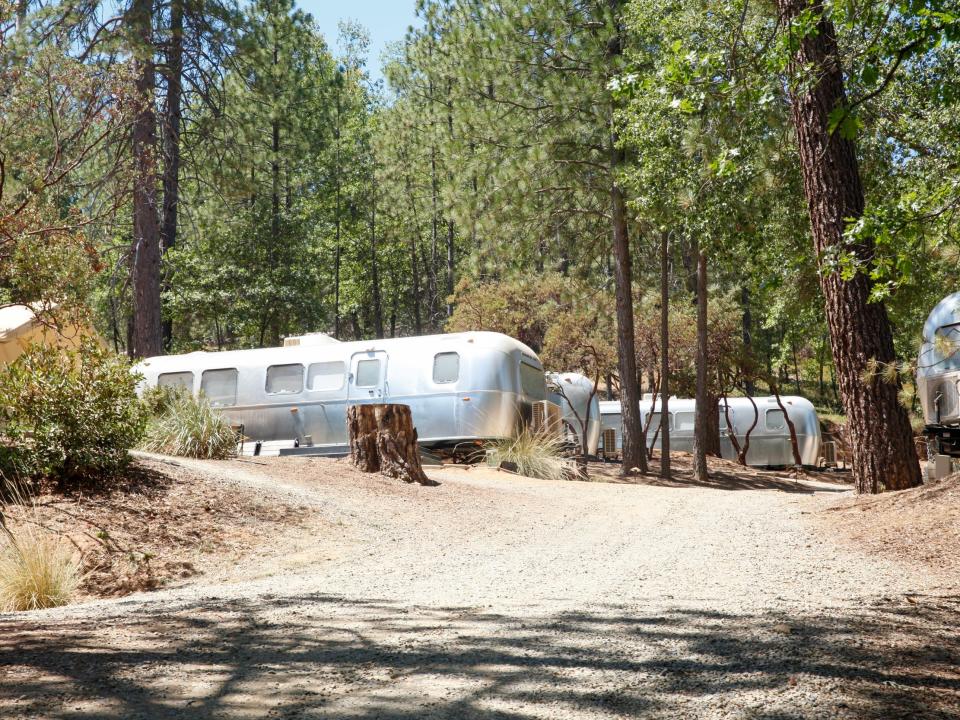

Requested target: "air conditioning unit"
[
  {"left": 531, "top": 400, "right": 563, "bottom": 438},
  {"left": 602, "top": 428, "right": 618, "bottom": 459}
]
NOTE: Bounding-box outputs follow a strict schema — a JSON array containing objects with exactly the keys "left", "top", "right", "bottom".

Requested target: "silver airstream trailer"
[
  {"left": 547, "top": 372, "right": 601, "bottom": 456},
  {"left": 598, "top": 395, "right": 821, "bottom": 467},
  {"left": 136, "top": 331, "right": 548, "bottom": 455},
  {"left": 917, "top": 292, "right": 960, "bottom": 478}
]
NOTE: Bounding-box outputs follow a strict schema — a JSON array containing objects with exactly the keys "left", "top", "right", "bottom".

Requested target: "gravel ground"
[{"left": 1, "top": 456, "right": 958, "bottom": 719}]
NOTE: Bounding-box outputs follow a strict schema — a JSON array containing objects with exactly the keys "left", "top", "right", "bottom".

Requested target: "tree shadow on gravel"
[
  {"left": 0, "top": 593, "right": 957, "bottom": 719},
  {"left": 590, "top": 459, "right": 850, "bottom": 494}
]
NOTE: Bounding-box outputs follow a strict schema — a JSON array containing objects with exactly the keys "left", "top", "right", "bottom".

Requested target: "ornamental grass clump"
[
  {"left": 141, "top": 390, "right": 238, "bottom": 459},
  {"left": 0, "top": 524, "right": 82, "bottom": 612},
  {"left": 487, "top": 426, "right": 571, "bottom": 481}
]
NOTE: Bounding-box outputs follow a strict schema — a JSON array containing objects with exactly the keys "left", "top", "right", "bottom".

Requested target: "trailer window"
[
  {"left": 201, "top": 368, "right": 238, "bottom": 407},
  {"left": 520, "top": 362, "right": 546, "bottom": 399},
  {"left": 603, "top": 414, "right": 622, "bottom": 431},
  {"left": 646, "top": 412, "right": 672, "bottom": 433},
  {"left": 766, "top": 408, "right": 787, "bottom": 431},
  {"left": 433, "top": 352, "right": 459, "bottom": 383},
  {"left": 355, "top": 359, "right": 380, "bottom": 387},
  {"left": 307, "top": 361, "right": 345, "bottom": 392},
  {"left": 158, "top": 371, "right": 193, "bottom": 392},
  {"left": 266, "top": 364, "right": 303, "bottom": 395},
  {"left": 675, "top": 411, "right": 695, "bottom": 431}
]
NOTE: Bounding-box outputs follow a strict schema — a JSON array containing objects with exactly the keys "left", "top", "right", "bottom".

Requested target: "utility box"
[{"left": 930, "top": 454, "right": 954, "bottom": 481}]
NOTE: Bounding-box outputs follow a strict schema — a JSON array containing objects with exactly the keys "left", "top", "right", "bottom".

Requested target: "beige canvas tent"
[{"left": 0, "top": 304, "right": 104, "bottom": 365}]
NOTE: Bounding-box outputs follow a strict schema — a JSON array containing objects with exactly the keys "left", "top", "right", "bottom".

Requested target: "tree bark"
[
  {"left": 334, "top": 78, "right": 343, "bottom": 339},
  {"left": 347, "top": 404, "right": 437, "bottom": 485},
  {"left": 610, "top": 175, "right": 645, "bottom": 475},
  {"left": 129, "top": 0, "right": 162, "bottom": 359},
  {"left": 370, "top": 169, "right": 384, "bottom": 339},
  {"left": 692, "top": 247, "right": 709, "bottom": 481},
  {"left": 777, "top": 0, "right": 921, "bottom": 493},
  {"left": 771, "top": 382, "right": 804, "bottom": 467},
  {"left": 402, "top": 167, "right": 423, "bottom": 334},
  {"left": 723, "top": 390, "right": 758, "bottom": 466},
  {"left": 15, "top": 0, "right": 26, "bottom": 32},
  {"left": 660, "top": 229, "right": 670, "bottom": 479},
  {"left": 607, "top": 1, "right": 646, "bottom": 476},
  {"left": 705, "top": 390, "right": 722, "bottom": 457},
  {"left": 741, "top": 286, "right": 755, "bottom": 396},
  {"left": 445, "top": 89, "right": 456, "bottom": 318},
  {"left": 160, "top": 0, "right": 183, "bottom": 351}
]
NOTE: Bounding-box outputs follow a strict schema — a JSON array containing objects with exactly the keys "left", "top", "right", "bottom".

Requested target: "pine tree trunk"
[
  {"left": 334, "top": 83, "right": 342, "bottom": 339},
  {"left": 446, "top": 219, "right": 455, "bottom": 317},
  {"left": 660, "top": 229, "right": 670, "bottom": 479},
  {"left": 742, "top": 286, "right": 755, "bottom": 395},
  {"left": 692, "top": 247, "right": 709, "bottom": 481},
  {"left": 370, "top": 171, "right": 384, "bottom": 339},
  {"left": 14, "top": 0, "right": 26, "bottom": 31},
  {"left": 445, "top": 91, "right": 456, "bottom": 318},
  {"left": 403, "top": 168, "right": 423, "bottom": 334},
  {"left": 611, "top": 173, "right": 645, "bottom": 475},
  {"left": 160, "top": 0, "right": 182, "bottom": 351},
  {"left": 129, "top": 0, "right": 162, "bottom": 359},
  {"left": 777, "top": 0, "right": 920, "bottom": 493},
  {"left": 347, "top": 404, "right": 436, "bottom": 485},
  {"left": 705, "top": 390, "right": 721, "bottom": 457},
  {"left": 607, "top": 1, "right": 646, "bottom": 476}
]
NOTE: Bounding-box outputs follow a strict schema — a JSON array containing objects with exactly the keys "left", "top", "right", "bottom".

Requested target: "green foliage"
[
  {"left": 0, "top": 341, "right": 145, "bottom": 486},
  {"left": 141, "top": 391, "right": 238, "bottom": 459},
  {"left": 140, "top": 384, "right": 183, "bottom": 417}
]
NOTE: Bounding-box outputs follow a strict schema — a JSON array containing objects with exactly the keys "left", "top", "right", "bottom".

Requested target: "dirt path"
[{"left": 2, "top": 457, "right": 958, "bottom": 719}]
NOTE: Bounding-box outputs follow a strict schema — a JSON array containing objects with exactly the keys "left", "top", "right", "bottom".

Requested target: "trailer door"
[{"left": 348, "top": 350, "right": 387, "bottom": 401}]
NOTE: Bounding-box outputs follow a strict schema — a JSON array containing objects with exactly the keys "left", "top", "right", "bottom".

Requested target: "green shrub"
[
  {"left": 487, "top": 426, "right": 571, "bottom": 481},
  {"left": 141, "top": 391, "right": 238, "bottom": 459},
  {"left": 0, "top": 341, "right": 146, "bottom": 486},
  {"left": 140, "top": 383, "right": 183, "bottom": 417}
]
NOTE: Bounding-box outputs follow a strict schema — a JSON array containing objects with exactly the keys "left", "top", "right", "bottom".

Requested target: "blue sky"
[{"left": 299, "top": 0, "right": 421, "bottom": 83}]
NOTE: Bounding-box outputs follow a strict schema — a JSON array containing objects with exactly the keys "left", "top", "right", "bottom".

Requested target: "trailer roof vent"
[{"left": 283, "top": 333, "right": 341, "bottom": 347}]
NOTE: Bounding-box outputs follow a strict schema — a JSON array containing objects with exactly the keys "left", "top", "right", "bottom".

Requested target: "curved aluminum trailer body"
[
  {"left": 917, "top": 293, "right": 960, "bottom": 476},
  {"left": 547, "top": 372, "right": 601, "bottom": 456},
  {"left": 917, "top": 292, "right": 960, "bottom": 426},
  {"left": 136, "top": 331, "right": 547, "bottom": 451},
  {"left": 598, "top": 395, "right": 821, "bottom": 467}
]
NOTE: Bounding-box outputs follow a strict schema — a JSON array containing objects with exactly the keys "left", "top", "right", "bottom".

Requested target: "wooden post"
[{"left": 347, "top": 404, "right": 436, "bottom": 486}]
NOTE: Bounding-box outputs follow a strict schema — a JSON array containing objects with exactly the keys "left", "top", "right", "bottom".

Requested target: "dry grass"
[
  {"left": 2, "top": 459, "right": 313, "bottom": 601},
  {"left": 487, "top": 427, "right": 571, "bottom": 481},
  {"left": 0, "top": 524, "right": 81, "bottom": 612}
]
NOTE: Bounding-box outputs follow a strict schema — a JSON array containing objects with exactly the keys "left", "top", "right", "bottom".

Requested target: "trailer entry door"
[{"left": 348, "top": 351, "right": 387, "bottom": 401}]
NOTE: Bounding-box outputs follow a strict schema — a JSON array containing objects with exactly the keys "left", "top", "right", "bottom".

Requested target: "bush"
[
  {"left": 487, "top": 426, "right": 571, "bottom": 481},
  {"left": 0, "top": 524, "right": 82, "bottom": 611},
  {"left": 0, "top": 340, "right": 146, "bottom": 486},
  {"left": 140, "top": 391, "right": 238, "bottom": 459},
  {"left": 140, "top": 383, "right": 182, "bottom": 417}
]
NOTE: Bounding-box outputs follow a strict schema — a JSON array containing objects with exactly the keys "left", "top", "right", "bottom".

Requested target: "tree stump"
[{"left": 346, "top": 404, "right": 436, "bottom": 486}]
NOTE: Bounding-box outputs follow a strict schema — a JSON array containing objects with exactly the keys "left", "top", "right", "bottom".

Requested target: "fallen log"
[{"left": 346, "top": 404, "right": 437, "bottom": 486}]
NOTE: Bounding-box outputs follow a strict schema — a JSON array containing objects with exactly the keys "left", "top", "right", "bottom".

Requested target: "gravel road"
[{"left": 2, "top": 457, "right": 958, "bottom": 719}]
